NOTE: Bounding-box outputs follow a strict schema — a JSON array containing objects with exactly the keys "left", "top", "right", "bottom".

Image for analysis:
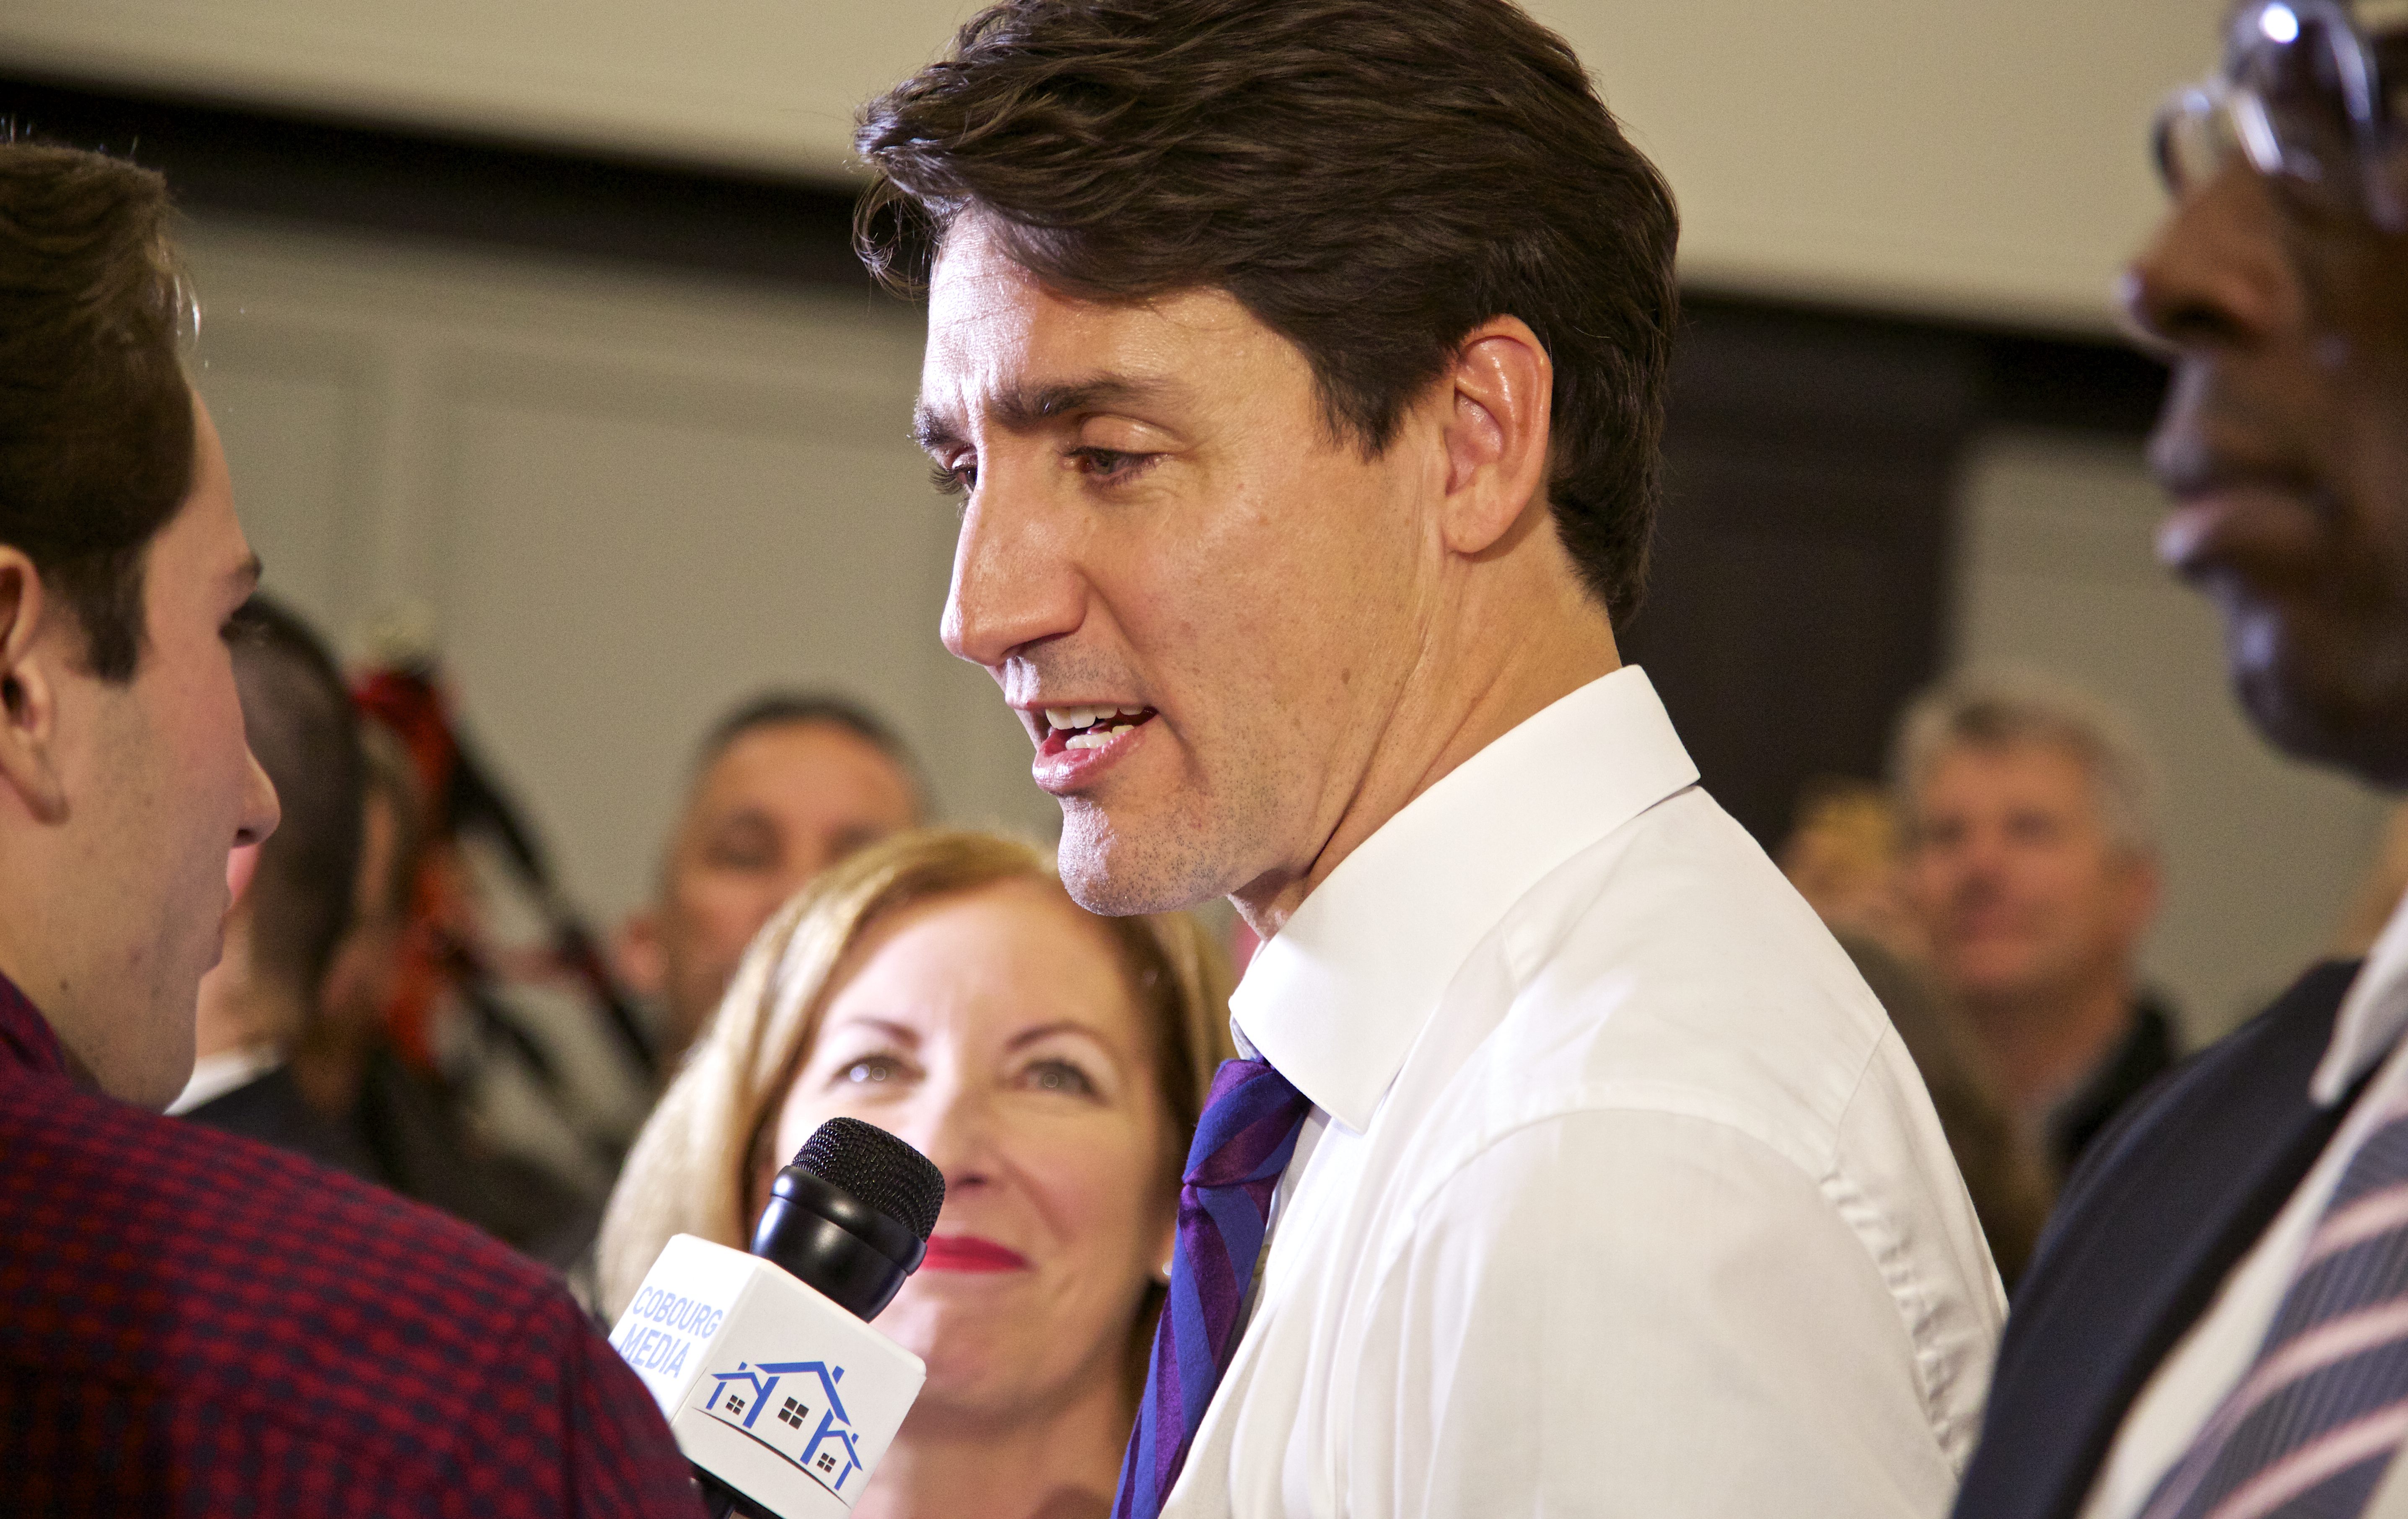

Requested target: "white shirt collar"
[
  {"left": 166, "top": 1042, "right": 284, "bottom": 1116},
  {"left": 2312, "top": 888, "right": 2408, "bottom": 1105},
  {"left": 1228, "top": 666, "right": 1699, "bottom": 1132}
]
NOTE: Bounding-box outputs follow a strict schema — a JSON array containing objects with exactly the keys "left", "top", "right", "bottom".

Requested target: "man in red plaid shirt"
[{"left": 0, "top": 140, "right": 702, "bottom": 1516}]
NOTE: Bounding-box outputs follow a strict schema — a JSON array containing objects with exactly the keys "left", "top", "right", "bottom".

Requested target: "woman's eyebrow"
[
  {"left": 823, "top": 1016, "right": 923, "bottom": 1046},
  {"left": 1004, "top": 1019, "right": 1113, "bottom": 1052}
]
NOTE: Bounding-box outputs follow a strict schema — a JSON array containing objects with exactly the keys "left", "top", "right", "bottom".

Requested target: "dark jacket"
[{"left": 1952, "top": 959, "right": 2369, "bottom": 1519}]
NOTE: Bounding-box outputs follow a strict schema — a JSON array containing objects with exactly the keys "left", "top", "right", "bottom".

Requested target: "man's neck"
[
  {"left": 1233, "top": 549, "right": 1620, "bottom": 938},
  {"left": 850, "top": 1362, "right": 1132, "bottom": 1519},
  {"left": 1962, "top": 969, "right": 2141, "bottom": 1123}
]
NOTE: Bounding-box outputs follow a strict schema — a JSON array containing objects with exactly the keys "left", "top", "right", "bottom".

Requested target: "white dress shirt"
[
  {"left": 1164, "top": 667, "right": 2006, "bottom": 1519},
  {"left": 2081, "top": 891, "right": 2408, "bottom": 1519}
]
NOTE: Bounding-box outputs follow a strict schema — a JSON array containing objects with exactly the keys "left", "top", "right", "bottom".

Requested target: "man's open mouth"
[{"left": 1039, "top": 704, "right": 1157, "bottom": 756}]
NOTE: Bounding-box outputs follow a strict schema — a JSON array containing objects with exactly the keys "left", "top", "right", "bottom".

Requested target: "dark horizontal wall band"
[
  {"left": 1, "top": 73, "right": 873, "bottom": 289},
  {"left": 3, "top": 71, "right": 2169, "bottom": 427}
]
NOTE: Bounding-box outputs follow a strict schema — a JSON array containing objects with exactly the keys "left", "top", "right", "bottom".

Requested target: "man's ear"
[
  {"left": 0, "top": 550, "right": 68, "bottom": 825},
  {"left": 1438, "top": 316, "right": 1555, "bottom": 558}
]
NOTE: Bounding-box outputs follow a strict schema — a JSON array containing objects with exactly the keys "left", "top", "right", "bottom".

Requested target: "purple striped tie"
[
  {"left": 2141, "top": 1094, "right": 2408, "bottom": 1519},
  {"left": 1111, "top": 1056, "right": 1312, "bottom": 1519}
]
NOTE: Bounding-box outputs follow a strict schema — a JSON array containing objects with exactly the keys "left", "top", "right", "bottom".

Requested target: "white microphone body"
[{"left": 612, "top": 1233, "right": 928, "bottom": 1516}]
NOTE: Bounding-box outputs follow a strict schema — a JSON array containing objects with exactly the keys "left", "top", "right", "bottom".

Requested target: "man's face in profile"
[
  {"left": 918, "top": 217, "right": 1439, "bottom": 916},
  {"left": 52, "top": 398, "right": 279, "bottom": 1105},
  {"left": 2131, "top": 28, "right": 2408, "bottom": 781}
]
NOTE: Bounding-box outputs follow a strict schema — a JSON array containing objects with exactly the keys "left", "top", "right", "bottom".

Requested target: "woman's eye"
[
  {"left": 1024, "top": 1059, "right": 1096, "bottom": 1096},
  {"left": 841, "top": 1057, "right": 900, "bottom": 1085}
]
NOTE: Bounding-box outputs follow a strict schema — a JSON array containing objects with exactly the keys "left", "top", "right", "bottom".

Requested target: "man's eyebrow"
[{"left": 912, "top": 374, "right": 1187, "bottom": 455}]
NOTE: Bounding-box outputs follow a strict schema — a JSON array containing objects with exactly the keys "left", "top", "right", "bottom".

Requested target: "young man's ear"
[
  {"left": 0, "top": 550, "right": 68, "bottom": 825},
  {"left": 1438, "top": 315, "right": 1555, "bottom": 558}
]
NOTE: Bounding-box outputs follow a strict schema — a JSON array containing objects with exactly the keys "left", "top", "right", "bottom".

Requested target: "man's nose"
[
  {"left": 236, "top": 748, "right": 279, "bottom": 849},
  {"left": 2120, "top": 163, "right": 2299, "bottom": 356},
  {"left": 941, "top": 468, "right": 1086, "bottom": 670}
]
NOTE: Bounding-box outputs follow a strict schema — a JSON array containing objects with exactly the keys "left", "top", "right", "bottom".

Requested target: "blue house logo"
[{"left": 702, "top": 1360, "right": 864, "bottom": 1493}]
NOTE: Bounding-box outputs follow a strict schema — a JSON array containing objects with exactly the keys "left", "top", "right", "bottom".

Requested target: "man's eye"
[
  {"left": 930, "top": 458, "right": 977, "bottom": 496},
  {"left": 1071, "top": 448, "right": 1153, "bottom": 482}
]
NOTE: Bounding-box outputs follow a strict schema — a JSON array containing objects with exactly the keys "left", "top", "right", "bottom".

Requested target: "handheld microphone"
[{"left": 610, "top": 1118, "right": 946, "bottom": 1518}]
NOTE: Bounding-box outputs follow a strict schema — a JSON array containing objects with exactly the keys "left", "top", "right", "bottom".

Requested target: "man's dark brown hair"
[
  {"left": 229, "top": 594, "right": 367, "bottom": 1011},
  {"left": 0, "top": 140, "right": 195, "bottom": 681},
  {"left": 856, "top": 0, "right": 1680, "bottom": 617}
]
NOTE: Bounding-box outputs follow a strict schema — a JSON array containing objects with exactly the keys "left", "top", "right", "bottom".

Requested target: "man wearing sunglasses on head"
[{"left": 1955, "top": 5, "right": 2408, "bottom": 1519}]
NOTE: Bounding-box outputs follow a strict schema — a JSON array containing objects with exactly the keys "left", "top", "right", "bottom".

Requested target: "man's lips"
[
  {"left": 920, "top": 1234, "right": 1030, "bottom": 1273},
  {"left": 2157, "top": 482, "right": 2326, "bottom": 588}
]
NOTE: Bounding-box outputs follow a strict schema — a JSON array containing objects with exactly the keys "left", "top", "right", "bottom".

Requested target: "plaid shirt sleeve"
[
  {"left": 440, "top": 1286, "right": 705, "bottom": 1519},
  {"left": 0, "top": 976, "right": 702, "bottom": 1519}
]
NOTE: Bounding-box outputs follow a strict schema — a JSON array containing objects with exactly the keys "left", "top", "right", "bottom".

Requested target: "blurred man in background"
[
  {"left": 1896, "top": 673, "right": 2172, "bottom": 1179},
  {"left": 615, "top": 692, "right": 920, "bottom": 1060},
  {"left": 1955, "top": 5, "right": 2408, "bottom": 1517}
]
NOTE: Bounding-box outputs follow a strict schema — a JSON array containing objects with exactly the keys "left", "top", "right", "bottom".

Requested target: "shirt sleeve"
[
  {"left": 441, "top": 1289, "right": 707, "bottom": 1519},
  {"left": 1352, "top": 1108, "right": 1960, "bottom": 1519}
]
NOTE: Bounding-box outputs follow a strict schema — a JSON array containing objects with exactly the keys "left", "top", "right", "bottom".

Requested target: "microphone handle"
[{"left": 697, "top": 1468, "right": 780, "bottom": 1519}]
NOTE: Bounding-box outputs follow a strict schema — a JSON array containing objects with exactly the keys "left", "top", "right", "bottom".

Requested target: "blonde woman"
[{"left": 599, "top": 830, "right": 1234, "bottom": 1519}]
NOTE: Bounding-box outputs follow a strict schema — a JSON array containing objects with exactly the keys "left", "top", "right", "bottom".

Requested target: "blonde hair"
[{"left": 596, "top": 828, "right": 1236, "bottom": 1322}]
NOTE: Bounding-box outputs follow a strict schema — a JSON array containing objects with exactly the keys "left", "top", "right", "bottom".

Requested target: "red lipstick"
[{"left": 921, "top": 1234, "right": 1030, "bottom": 1273}]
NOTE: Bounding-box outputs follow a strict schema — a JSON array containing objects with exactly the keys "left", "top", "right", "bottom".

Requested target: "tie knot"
[{"left": 1184, "top": 1057, "right": 1312, "bottom": 1190}]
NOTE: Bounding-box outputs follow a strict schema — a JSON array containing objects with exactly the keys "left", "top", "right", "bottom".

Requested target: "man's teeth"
[
  {"left": 1043, "top": 704, "right": 1148, "bottom": 733},
  {"left": 1042, "top": 704, "right": 1148, "bottom": 752}
]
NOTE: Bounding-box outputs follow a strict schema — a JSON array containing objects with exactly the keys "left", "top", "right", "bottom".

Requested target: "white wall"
[
  {"left": 184, "top": 218, "right": 1057, "bottom": 926},
  {"left": 1951, "top": 431, "right": 2393, "bottom": 1042},
  {"left": 3, "top": 0, "right": 2221, "bottom": 330}
]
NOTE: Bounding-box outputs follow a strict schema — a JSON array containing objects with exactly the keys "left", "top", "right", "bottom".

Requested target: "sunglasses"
[{"left": 2154, "top": 0, "right": 2408, "bottom": 228}]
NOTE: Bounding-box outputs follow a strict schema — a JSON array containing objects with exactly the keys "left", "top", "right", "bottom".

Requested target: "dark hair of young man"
[
  {"left": 855, "top": 0, "right": 1680, "bottom": 618},
  {"left": 0, "top": 140, "right": 194, "bottom": 679},
  {"left": 229, "top": 594, "right": 368, "bottom": 1003}
]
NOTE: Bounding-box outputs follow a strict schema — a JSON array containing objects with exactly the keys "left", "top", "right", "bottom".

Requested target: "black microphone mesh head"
[{"left": 793, "top": 1117, "right": 945, "bottom": 1242}]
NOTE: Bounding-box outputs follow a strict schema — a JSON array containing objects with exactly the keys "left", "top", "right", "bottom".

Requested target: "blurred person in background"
[
  {"left": 1954, "top": 5, "right": 2408, "bottom": 1516},
  {"left": 615, "top": 692, "right": 923, "bottom": 1064},
  {"left": 599, "top": 830, "right": 1233, "bottom": 1519},
  {"left": 1895, "top": 673, "right": 2173, "bottom": 1180},
  {"left": 0, "top": 139, "right": 696, "bottom": 1515},
  {"left": 1781, "top": 777, "right": 2055, "bottom": 1284},
  {"left": 168, "top": 593, "right": 372, "bottom": 1176},
  {"left": 168, "top": 593, "right": 599, "bottom": 1260}
]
